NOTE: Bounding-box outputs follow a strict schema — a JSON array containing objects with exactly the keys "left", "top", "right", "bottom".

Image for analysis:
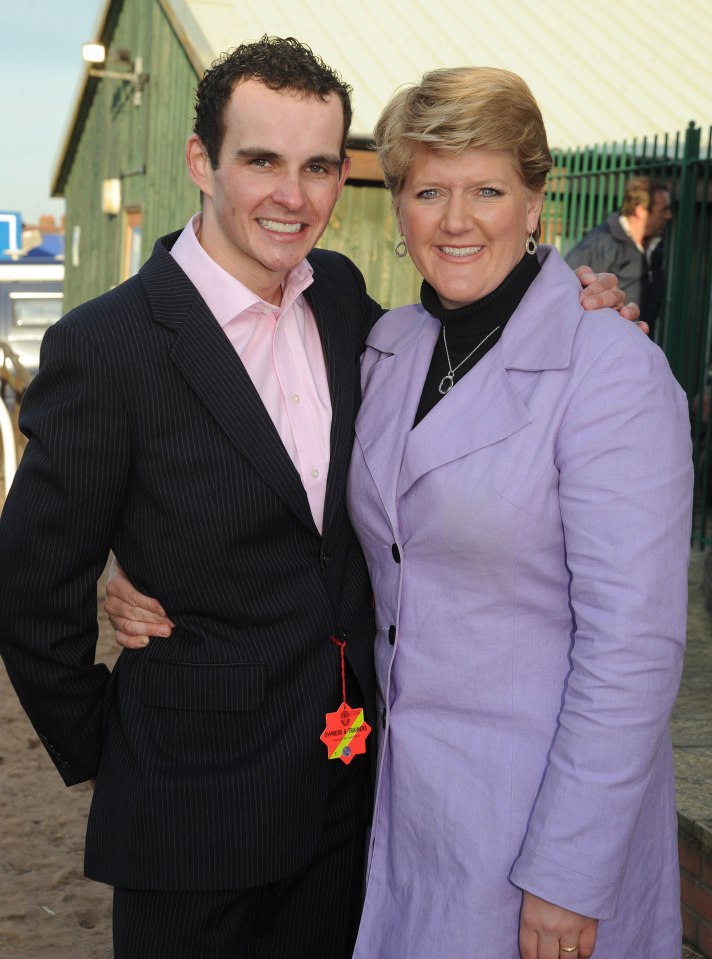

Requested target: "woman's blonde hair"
[{"left": 374, "top": 66, "right": 552, "bottom": 198}]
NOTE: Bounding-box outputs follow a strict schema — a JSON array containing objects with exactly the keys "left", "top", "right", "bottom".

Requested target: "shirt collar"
[
  {"left": 618, "top": 214, "right": 645, "bottom": 254},
  {"left": 618, "top": 214, "right": 663, "bottom": 261},
  {"left": 170, "top": 214, "right": 314, "bottom": 328}
]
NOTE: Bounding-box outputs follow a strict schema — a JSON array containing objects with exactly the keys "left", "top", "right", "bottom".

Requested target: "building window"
[{"left": 123, "top": 210, "right": 142, "bottom": 279}]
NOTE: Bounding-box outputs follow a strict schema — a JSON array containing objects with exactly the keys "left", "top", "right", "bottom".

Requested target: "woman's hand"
[
  {"left": 519, "top": 891, "right": 598, "bottom": 959},
  {"left": 104, "top": 559, "right": 174, "bottom": 648},
  {"left": 574, "top": 265, "right": 647, "bottom": 332}
]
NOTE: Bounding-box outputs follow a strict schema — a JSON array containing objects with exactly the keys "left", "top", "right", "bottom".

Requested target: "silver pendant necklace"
[{"left": 438, "top": 325, "right": 501, "bottom": 395}]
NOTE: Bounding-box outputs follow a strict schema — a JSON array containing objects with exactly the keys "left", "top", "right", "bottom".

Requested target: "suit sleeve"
[
  {"left": 0, "top": 319, "right": 130, "bottom": 784},
  {"left": 509, "top": 329, "right": 693, "bottom": 917}
]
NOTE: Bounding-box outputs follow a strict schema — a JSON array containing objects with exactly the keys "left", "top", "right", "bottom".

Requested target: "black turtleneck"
[{"left": 413, "top": 251, "right": 541, "bottom": 427}]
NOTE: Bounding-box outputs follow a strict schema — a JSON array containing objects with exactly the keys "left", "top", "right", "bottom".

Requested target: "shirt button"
[
  {"left": 311, "top": 468, "right": 320, "bottom": 479},
  {"left": 391, "top": 543, "right": 401, "bottom": 563},
  {"left": 292, "top": 393, "right": 300, "bottom": 404},
  {"left": 388, "top": 625, "right": 396, "bottom": 645}
]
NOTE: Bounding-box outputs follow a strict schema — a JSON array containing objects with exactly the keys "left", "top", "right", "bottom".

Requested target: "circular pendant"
[{"left": 438, "top": 374, "right": 454, "bottom": 395}]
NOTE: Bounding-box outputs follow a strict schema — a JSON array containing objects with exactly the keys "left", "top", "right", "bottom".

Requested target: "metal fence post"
[
  {"left": 543, "top": 120, "right": 712, "bottom": 544},
  {"left": 664, "top": 121, "right": 701, "bottom": 392}
]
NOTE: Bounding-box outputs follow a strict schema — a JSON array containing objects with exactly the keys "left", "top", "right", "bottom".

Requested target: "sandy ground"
[{"left": 0, "top": 567, "right": 116, "bottom": 958}]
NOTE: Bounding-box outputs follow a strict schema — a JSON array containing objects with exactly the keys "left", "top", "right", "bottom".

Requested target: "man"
[
  {"left": 565, "top": 176, "right": 672, "bottom": 336},
  {"left": 0, "top": 36, "right": 632, "bottom": 959}
]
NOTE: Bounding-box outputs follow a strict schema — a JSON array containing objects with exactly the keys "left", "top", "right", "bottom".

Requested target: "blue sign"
[{"left": 0, "top": 212, "right": 22, "bottom": 261}]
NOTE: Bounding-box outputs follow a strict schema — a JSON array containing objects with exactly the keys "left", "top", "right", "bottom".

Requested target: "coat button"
[
  {"left": 321, "top": 549, "right": 330, "bottom": 567},
  {"left": 391, "top": 543, "right": 400, "bottom": 563},
  {"left": 388, "top": 625, "right": 396, "bottom": 645}
]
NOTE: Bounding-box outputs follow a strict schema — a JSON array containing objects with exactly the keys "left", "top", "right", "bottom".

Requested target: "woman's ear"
[
  {"left": 394, "top": 203, "right": 403, "bottom": 239},
  {"left": 527, "top": 190, "right": 545, "bottom": 232}
]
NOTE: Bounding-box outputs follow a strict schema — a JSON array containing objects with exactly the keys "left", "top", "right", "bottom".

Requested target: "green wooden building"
[
  {"left": 52, "top": 0, "right": 712, "bottom": 312},
  {"left": 51, "top": 0, "right": 424, "bottom": 311}
]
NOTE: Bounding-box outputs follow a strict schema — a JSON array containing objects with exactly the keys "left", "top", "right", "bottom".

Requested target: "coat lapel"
[
  {"left": 356, "top": 305, "right": 531, "bottom": 516},
  {"left": 139, "top": 237, "right": 317, "bottom": 534},
  {"left": 354, "top": 306, "right": 438, "bottom": 529},
  {"left": 357, "top": 247, "right": 583, "bottom": 508},
  {"left": 397, "top": 351, "right": 532, "bottom": 499}
]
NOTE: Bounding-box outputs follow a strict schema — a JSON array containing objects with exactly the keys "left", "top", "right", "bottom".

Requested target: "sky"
[{"left": 1, "top": 0, "right": 106, "bottom": 226}]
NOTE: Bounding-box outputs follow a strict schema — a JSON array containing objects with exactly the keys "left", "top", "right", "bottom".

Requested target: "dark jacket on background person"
[{"left": 565, "top": 211, "right": 665, "bottom": 335}]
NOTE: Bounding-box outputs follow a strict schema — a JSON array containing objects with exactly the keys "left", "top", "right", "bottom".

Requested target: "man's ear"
[
  {"left": 186, "top": 135, "right": 213, "bottom": 196},
  {"left": 337, "top": 156, "right": 352, "bottom": 198}
]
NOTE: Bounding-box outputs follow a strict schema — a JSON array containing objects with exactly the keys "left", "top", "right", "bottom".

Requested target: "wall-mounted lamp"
[
  {"left": 82, "top": 43, "right": 148, "bottom": 107},
  {"left": 82, "top": 43, "right": 106, "bottom": 64},
  {"left": 101, "top": 178, "right": 122, "bottom": 216}
]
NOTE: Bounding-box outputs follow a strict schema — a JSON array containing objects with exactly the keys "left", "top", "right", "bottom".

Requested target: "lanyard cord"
[{"left": 330, "top": 635, "right": 347, "bottom": 703}]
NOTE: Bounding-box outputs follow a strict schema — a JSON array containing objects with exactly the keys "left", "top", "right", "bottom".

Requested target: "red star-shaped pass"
[{"left": 320, "top": 701, "right": 371, "bottom": 764}]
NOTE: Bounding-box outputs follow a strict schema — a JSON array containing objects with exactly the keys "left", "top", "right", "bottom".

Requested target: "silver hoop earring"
[
  {"left": 525, "top": 233, "right": 538, "bottom": 255},
  {"left": 394, "top": 236, "right": 408, "bottom": 258}
]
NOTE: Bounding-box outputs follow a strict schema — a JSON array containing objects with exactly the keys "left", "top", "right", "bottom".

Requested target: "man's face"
[
  {"left": 645, "top": 190, "right": 672, "bottom": 238},
  {"left": 187, "top": 79, "right": 351, "bottom": 304}
]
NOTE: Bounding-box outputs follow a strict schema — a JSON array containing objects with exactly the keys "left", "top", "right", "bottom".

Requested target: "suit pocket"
[
  {"left": 144, "top": 660, "right": 267, "bottom": 712},
  {"left": 143, "top": 632, "right": 267, "bottom": 713}
]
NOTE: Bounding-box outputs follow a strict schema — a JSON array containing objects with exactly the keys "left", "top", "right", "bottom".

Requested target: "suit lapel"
[
  {"left": 140, "top": 237, "right": 317, "bottom": 534},
  {"left": 305, "top": 262, "right": 359, "bottom": 536}
]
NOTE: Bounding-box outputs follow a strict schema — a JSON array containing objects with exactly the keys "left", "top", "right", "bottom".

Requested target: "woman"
[
  {"left": 106, "top": 69, "right": 691, "bottom": 958},
  {"left": 343, "top": 67, "right": 691, "bottom": 958}
]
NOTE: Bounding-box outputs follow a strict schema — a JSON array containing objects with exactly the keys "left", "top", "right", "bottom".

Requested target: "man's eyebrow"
[
  {"left": 234, "top": 147, "right": 342, "bottom": 168},
  {"left": 306, "top": 154, "right": 342, "bottom": 169},
  {"left": 235, "top": 147, "right": 281, "bottom": 161}
]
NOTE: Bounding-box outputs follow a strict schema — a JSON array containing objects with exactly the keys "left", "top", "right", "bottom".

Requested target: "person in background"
[{"left": 565, "top": 175, "right": 672, "bottom": 338}]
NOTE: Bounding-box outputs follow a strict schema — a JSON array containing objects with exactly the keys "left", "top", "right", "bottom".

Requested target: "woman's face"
[{"left": 396, "top": 146, "right": 543, "bottom": 309}]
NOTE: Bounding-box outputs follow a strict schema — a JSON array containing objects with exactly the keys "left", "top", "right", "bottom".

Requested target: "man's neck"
[
  {"left": 194, "top": 216, "right": 286, "bottom": 306},
  {"left": 627, "top": 217, "right": 646, "bottom": 248},
  {"left": 619, "top": 214, "right": 646, "bottom": 253}
]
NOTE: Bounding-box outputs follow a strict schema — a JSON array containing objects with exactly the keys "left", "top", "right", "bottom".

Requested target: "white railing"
[
  {"left": 0, "top": 340, "right": 30, "bottom": 501},
  {"left": 0, "top": 395, "right": 17, "bottom": 497}
]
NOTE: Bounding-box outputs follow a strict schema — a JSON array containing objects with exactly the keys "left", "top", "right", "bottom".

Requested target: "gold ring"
[{"left": 560, "top": 948, "right": 578, "bottom": 954}]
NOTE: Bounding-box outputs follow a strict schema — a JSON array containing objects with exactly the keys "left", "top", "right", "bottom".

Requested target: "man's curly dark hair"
[{"left": 194, "top": 35, "right": 353, "bottom": 168}]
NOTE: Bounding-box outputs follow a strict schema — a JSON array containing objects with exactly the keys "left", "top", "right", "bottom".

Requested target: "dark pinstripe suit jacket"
[{"left": 0, "top": 232, "right": 380, "bottom": 890}]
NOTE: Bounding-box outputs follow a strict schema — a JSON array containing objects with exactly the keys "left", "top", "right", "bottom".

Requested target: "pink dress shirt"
[{"left": 171, "top": 215, "right": 332, "bottom": 532}]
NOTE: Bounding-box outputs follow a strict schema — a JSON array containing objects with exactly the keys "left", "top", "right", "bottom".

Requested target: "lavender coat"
[{"left": 347, "top": 247, "right": 692, "bottom": 958}]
